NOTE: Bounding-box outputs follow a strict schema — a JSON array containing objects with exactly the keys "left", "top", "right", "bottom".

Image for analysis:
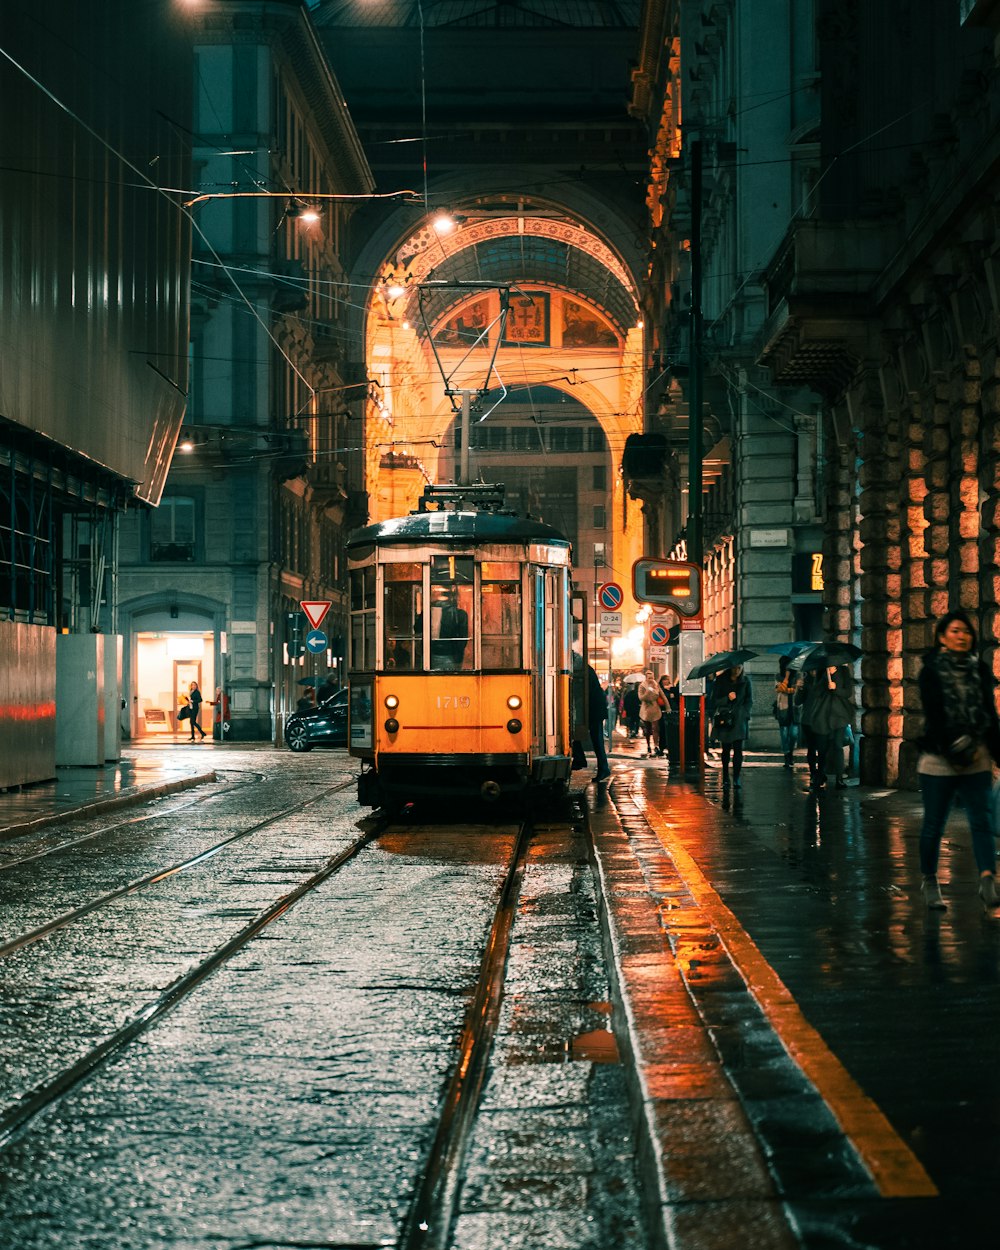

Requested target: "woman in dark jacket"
[
  {"left": 709, "top": 665, "right": 753, "bottom": 787},
  {"left": 798, "top": 663, "right": 854, "bottom": 791},
  {"left": 916, "top": 609, "right": 1000, "bottom": 910}
]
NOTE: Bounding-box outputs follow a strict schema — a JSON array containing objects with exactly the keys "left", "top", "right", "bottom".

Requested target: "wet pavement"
[
  {"left": 586, "top": 731, "right": 1000, "bottom": 1246},
  {"left": 0, "top": 735, "right": 997, "bottom": 1246}
]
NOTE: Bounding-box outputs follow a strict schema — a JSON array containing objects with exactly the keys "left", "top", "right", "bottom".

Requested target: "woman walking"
[
  {"left": 916, "top": 609, "right": 1000, "bottom": 910},
  {"left": 773, "top": 656, "right": 799, "bottom": 769},
  {"left": 637, "top": 671, "right": 663, "bottom": 758},
  {"left": 710, "top": 665, "right": 753, "bottom": 786},
  {"left": 187, "top": 680, "right": 207, "bottom": 742},
  {"left": 800, "top": 663, "right": 854, "bottom": 790}
]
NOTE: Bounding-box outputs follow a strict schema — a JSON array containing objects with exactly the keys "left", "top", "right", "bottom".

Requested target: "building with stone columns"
[{"left": 634, "top": 0, "right": 1000, "bottom": 784}]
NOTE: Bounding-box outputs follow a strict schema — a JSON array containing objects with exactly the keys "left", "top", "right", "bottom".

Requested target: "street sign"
[
  {"left": 649, "top": 622, "right": 669, "bottom": 646},
  {"left": 600, "top": 611, "right": 622, "bottom": 636},
  {"left": 649, "top": 646, "right": 667, "bottom": 660},
  {"left": 300, "top": 600, "right": 331, "bottom": 630},
  {"left": 597, "top": 582, "right": 623, "bottom": 611},
  {"left": 306, "top": 629, "right": 328, "bottom": 654}
]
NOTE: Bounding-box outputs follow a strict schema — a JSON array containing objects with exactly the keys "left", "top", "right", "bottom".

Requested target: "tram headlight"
[
  {"left": 506, "top": 695, "right": 522, "bottom": 710},
  {"left": 506, "top": 718, "right": 522, "bottom": 734},
  {"left": 385, "top": 717, "right": 399, "bottom": 734},
  {"left": 384, "top": 694, "right": 399, "bottom": 710}
]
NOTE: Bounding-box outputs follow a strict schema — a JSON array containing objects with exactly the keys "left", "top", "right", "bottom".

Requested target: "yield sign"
[{"left": 300, "top": 600, "right": 331, "bottom": 630}]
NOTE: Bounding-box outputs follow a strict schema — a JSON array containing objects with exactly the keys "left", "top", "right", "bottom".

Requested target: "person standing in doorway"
[
  {"left": 916, "top": 609, "right": 1000, "bottom": 910},
  {"left": 188, "top": 680, "right": 207, "bottom": 741}
]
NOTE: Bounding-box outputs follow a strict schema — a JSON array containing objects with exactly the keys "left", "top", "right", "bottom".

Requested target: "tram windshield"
[{"left": 427, "top": 556, "right": 473, "bottom": 671}]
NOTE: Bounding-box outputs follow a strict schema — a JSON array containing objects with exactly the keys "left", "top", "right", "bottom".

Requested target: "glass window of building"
[{"left": 150, "top": 496, "right": 196, "bottom": 562}]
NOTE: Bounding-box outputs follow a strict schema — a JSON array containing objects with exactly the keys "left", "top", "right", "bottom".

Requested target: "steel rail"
[
  {"left": 0, "top": 768, "right": 267, "bottom": 868},
  {"left": 398, "top": 820, "right": 531, "bottom": 1250},
  {"left": 0, "top": 778, "right": 356, "bottom": 960},
  {"left": 0, "top": 820, "right": 381, "bottom": 1154}
]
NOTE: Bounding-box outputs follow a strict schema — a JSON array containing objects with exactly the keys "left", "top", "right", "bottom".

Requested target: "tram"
[{"left": 346, "top": 483, "right": 576, "bottom": 811}]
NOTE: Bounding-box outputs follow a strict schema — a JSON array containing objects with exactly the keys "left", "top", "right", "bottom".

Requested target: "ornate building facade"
[{"left": 635, "top": 0, "right": 1000, "bottom": 782}]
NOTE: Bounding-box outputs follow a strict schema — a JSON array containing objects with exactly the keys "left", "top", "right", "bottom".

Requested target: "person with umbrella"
[
  {"left": 915, "top": 609, "right": 1000, "bottom": 911},
  {"left": 773, "top": 655, "right": 800, "bottom": 769},
  {"left": 792, "top": 644, "right": 859, "bottom": 790},
  {"left": 709, "top": 664, "right": 753, "bottom": 787}
]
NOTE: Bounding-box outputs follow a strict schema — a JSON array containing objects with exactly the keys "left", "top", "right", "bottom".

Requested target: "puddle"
[{"left": 569, "top": 1027, "right": 620, "bottom": 1064}]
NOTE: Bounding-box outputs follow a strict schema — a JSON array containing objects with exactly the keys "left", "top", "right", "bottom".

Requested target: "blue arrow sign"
[
  {"left": 598, "top": 582, "right": 623, "bottom": 610},
  {"left": 305, "top": 629, "right": 328, "bottom": 654}
]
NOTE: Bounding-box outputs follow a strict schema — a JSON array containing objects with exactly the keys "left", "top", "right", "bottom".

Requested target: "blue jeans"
[
  {"left": 778, "top": 722, "right": 797, "bottom": 754},
  {"left": 919, "top": 771, "right": 996, "bottom": 876}
]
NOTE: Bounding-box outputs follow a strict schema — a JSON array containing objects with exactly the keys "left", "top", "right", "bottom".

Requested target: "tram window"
[
  {"left": 481, "top": 580, "right": 521, "bottom": 669},
  {"left": 429, "top": 555, "right": 473, "bottom": 671},
  {"left": 349, "top": 566, "right": 376, "bottom": 669},
  {"left": 384, "top": 563, "right": 422, "bottom": 671}
]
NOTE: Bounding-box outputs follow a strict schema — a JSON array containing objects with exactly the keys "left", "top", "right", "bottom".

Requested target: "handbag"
[
  {"left": 944, "top": 735, "right": 977, "bottom": 768},
  {"left": 178, "top": 705, "right": 190, "bottom": 721}
]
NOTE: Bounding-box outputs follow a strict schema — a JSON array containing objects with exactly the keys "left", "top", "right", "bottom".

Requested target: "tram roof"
[{"left": 347, "top": 510, "right": 571, "bottom": 550}]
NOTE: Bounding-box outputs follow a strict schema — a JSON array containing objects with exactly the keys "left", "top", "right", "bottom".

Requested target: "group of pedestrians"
[
  {"left": 585, "top": 606, "right": 1000, "bottom": 913},
  {"left": 770, "top": 657, "right": 854, "bottom": 792}
]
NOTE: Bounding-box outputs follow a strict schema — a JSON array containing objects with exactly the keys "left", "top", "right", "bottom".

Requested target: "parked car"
[{"left": 285, "top": 689, "right": 348, "bottom": 751}]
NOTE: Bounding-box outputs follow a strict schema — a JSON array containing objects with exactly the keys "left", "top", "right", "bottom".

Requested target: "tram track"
[
  {"left": 400, "top": 820, "right": 529, "bottom": 1250},
  {"left": 0, "top": 818, "right": 381, "bottom": 1154},
  {"left": 0, "top": 777, "right": 357, "bottom": 960},
  {"left": 0, "top": 768, "right": 270, "bottom": 867}
]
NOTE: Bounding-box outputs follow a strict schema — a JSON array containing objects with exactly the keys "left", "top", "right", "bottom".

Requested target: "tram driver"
[{"left": 430, "top": 587, "right": 470, "bottom": 670}]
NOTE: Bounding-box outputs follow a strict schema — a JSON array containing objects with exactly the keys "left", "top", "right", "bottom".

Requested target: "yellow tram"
[{"left": 347, "top": 484, "right": 575, "bottom": 811}]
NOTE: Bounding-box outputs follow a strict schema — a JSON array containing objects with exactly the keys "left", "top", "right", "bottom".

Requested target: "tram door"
[{"left": 531, "top": 568, "right": 560, "bottom": 755}]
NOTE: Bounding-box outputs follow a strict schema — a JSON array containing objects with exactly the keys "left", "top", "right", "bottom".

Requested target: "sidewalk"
[
  {"left": 0, "top": 748, "right": 217, "bottom": 841},
  {"left": 581, "top": 743, "right": 988, "bottom": 1247}
]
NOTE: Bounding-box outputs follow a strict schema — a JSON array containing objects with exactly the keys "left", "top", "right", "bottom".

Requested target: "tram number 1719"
[{"left": 436, "top": 695, "right": 472, "bottom": 709}]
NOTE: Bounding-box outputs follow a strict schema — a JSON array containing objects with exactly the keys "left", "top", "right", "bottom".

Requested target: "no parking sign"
[
  {"left": 597, "top": 582, "right": 623, "bottom": 611},
  {"left": 649, "top": 622, "right": 669, "bottom": 647}
]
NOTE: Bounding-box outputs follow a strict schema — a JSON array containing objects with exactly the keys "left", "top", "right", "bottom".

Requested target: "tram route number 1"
[{"left": 436, "top": 695, "right": 472, "bottom": 709}]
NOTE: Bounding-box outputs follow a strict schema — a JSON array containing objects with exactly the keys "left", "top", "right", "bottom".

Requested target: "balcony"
[{"left": 756, "top": 218, "right": 894, "bottom": 397}]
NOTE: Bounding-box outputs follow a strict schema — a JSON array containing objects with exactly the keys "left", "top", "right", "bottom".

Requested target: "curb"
[
  {"left": 585, "top": 782, "right": 799, "bottom": 1250},
  {"left": 0, "top": 771, "right": 218, "bottom": 843}
]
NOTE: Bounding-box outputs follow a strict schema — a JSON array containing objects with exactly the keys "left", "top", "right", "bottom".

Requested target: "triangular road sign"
[{"left": 300, "top": 600, "right": 331, "bottom": 630}]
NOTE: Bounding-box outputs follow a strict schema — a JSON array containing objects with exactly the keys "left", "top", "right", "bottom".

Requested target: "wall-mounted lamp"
[{"left": 178, "top": 432, "right": 195, "bottom": 453}]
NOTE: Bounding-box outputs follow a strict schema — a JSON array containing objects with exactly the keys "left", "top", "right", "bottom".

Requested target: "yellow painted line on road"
[{"left": 642, "top": 804, "right": 938, "bottom": 1199}]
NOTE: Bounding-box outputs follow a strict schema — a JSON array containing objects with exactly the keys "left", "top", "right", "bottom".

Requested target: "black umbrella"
[
  {"left": 761, "top": 641, "right": 816, "bottom": 657},
  {"left": 788, "top": 641, "right": 862, "bottom": 672},
  {"left": 686, "top": 649, "right": 757, "bottom": 681}
]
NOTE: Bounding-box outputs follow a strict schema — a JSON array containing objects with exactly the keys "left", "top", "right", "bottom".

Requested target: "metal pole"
[
  {"left": 459, "top": 389, "right": 471, "bottom": 486},
  {"left": 688, "top": 137, "right": 704, "bottom": 566}
]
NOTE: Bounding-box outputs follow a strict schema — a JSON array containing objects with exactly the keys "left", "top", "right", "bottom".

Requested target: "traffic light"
[{"left": 632, "top": 559, "right": 702, "bottom": 617}]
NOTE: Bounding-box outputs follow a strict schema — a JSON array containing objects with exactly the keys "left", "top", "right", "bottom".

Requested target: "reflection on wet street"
[{"left": 610, "top": 749, "right": 1000, "bottom": 1239}]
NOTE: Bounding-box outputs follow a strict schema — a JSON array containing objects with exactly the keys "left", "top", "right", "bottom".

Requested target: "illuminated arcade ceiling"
[
  {"left": 311, "top": 1, "right": 641, "bottom": 28},
  {"left": 384, "top": 209, "right": 640, "bottom": 335}
]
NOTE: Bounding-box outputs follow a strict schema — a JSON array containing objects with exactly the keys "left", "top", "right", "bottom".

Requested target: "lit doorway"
[{"left": 135, "top": 632, "right": 215, "bottom": 737}]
